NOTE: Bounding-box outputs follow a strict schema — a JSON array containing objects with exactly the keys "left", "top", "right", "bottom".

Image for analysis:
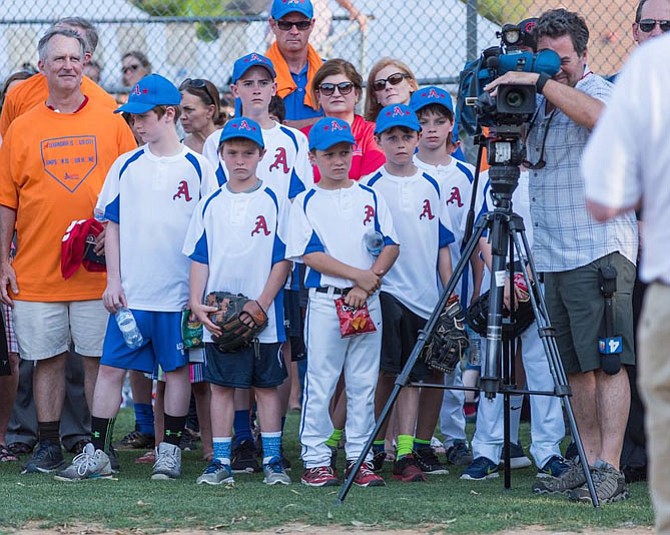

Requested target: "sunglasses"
[
  {"left": 180, "top": 78, "right": 217, "bottom": 106},
  {"left": 122, "top": 64, "right": 140, "bottom": 74},
  {"left": 276, "top": 19, "right": 312, "bottom": 31},
  {"left": 638, "top": 18, "right": 670, "bottom": 32},
  {"left": 317, "top": 81, "right": 355, "bottom": 96},
  {"left": 371, "top": 72, "right": 411, "bottom": 92}
]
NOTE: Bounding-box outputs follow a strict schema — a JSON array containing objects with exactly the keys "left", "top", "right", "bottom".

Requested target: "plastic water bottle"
[
  {"left": 115, "top": 308, "right": 143, "bottom": 349},
  {"left": 364, "top": 229, "right": 384, "bottom": 257},
  {"left": 93, "top": 208, "right": 105, "bottom": 222}
]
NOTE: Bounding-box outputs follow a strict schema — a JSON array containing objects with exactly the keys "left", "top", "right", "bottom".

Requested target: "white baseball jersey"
[
  {"left": 415, "top": 155, "right": 477, "bottom": 302},
  {"left": 202, "top": 121, "right": 313, "bottom": 201},
  {"left": 364, "top": 167, "right": 455, "bottom": 319},
  {"left": 286, "top": 183, "right": 398, "bottom": 289},
  {"left": 182, "top": 183, "right": 289, "bottom": 344},
  {"left": 97, "top": 145, "right": 217, "bottom": 312}
]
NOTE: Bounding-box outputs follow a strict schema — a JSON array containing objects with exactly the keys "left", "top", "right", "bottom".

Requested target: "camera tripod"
[{"left": 337, "top": 163, "right": 599, "bottom": 507}]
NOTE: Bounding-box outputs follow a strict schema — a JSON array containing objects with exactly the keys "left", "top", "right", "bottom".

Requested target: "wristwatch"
[{"left": 535, "top": 73, "right": 551, "bottom": 94}]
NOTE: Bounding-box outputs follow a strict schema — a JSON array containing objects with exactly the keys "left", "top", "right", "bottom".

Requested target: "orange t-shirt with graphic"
[
  {"left": 0, "top": 74, "right": 117, "bottom": 138},
  {"left": 0, "top": 101, "right": 136, "bottom": 301}
]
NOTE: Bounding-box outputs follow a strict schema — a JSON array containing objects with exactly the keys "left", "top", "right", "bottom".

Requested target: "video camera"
[{"left": 457, "top": 20, "right": 561, "bottom": 135}]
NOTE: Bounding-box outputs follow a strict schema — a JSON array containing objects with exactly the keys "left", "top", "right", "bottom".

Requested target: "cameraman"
[{"left": 484, "top": 8, "right": 638, "bottom": 504}]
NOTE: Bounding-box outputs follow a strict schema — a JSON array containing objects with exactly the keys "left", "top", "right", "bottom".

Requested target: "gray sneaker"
[
  {"left": 568, "top": 462, "right": 629, "bottom": 504},
  {"left": 54, "top": 443, "right": 113, "bottom": 482},
  {"left": 532, "top": 459, "right": 587, "bottom": 495},
  {"left": 151, "top": 442, "right": 182, "bottom": 480},
  {"left": 263, "top": 458, "right": 291, "bottom": 485},
  {"left": 196, "top": 460, "right": 234, "bottom": 485}
]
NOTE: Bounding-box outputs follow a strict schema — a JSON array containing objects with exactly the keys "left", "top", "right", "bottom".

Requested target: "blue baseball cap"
[
  {"left": 374, "top": 104, "right": 421, "bottom": 135},
  {"left": 115, "top": 74, "right": 181, "bottom": 114},
  {"left": 218, "top": 117, "right": 265, "bottom": 149},
  {"left": 409, "top": 86, "right": 454, "bottom": 114},
  {"left": 232, "top": 53, "right": 276, "bottom": 84},
  {"left": 271, "top": 0, "right": 314, "bottom": 20},
  {"left": 308, "top": 117, "right": 355, "bottom": 151}
]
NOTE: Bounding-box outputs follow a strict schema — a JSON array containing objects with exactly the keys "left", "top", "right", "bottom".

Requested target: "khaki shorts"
[
  {"left": 544, "top": 252, "right": 636, "bottom": 374},
  {"left": 13, "top": 300, "right": 108, "bottom": 360}
]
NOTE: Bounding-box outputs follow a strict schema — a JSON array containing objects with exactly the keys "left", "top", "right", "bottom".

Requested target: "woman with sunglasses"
[
  {"left": 121, "top": 51, "right": 152, "bottom": 88},
  {"left": 302, "top": 58, "right": 384, "bottom": 180},
  {"left": 179, "top": 78, "right": 225, "bottom": 154},
  {"left": 364, "top": 57, "right": 419, "bottom": 122}
]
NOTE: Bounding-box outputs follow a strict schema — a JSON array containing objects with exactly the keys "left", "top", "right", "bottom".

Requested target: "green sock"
[
  {"left": 325, "top": 428, "right": 343, "bottom": 448},
  {"left": 397, "top": 434, "right": 415, "bottom": 459},
  {"left": 414, "top": 437, "right": 431, "bottom": 450}
]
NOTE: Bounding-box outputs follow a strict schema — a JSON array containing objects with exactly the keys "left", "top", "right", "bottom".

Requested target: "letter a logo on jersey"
[
  {"left": 269, "top": 147, "right": 289, "bottom": 173},
  {"left": 173, "top": 180, "right": 193, "bottom": 201},
  {"left": 251, "top": 215, "right": 271, "bottom": 236},
  {"left": 363, "top": 205, "right": 375, "bottom": 225},
  {"left": 419, "top": 199, "right": 435, "bottom": 220},
  {"left": 446, "top": 186, "right": 463, "bottom": 207}
]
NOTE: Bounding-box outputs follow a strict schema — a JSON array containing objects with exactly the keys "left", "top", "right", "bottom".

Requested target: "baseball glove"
[
  {"left": 466, "top": 286, "right": 536, "bottom": 340},
  {"left": 205, "top": 291, "right": 268, "bottom": 353},
  {"left": 422, "top": 300, "right": 470, "bottom": 374}
]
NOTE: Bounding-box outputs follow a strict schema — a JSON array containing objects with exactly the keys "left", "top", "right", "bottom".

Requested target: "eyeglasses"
[
  {"left": 317, "top": 81, "right": 355, "bottom": 96},
  {"left": 276, "top": 19, "right": 312, "bottom": 31},
  {"left": 179, "top": 78, "right": 218, "bottom": 106},
  {"left": 122, "top": 64, "right": 140, "bottom": 74},
  {"left": 371, "top": 72, "right": 411, "bottom": 92},
  {"left": 637, "top": 18, "right": 670, "bottom": 32}
]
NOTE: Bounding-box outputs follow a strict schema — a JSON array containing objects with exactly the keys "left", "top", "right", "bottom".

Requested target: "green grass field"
[{"left": 0, "top": 408, "right": 654, "bottom": 534}]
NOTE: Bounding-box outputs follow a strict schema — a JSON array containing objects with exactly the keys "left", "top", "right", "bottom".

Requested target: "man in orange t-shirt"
[{"left": 0, "top": 28, "right": 136, "bottom": 475}]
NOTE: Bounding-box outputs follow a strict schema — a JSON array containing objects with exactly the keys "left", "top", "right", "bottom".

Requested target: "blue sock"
[
  {"left": 261, "top": 432, "right": 282, "bottom": 465},
  {"left": 134, "top": 403, "right": 155, "bottom": 436},
  {"left": 213, "top": 437, "right": 232, "bottom": 465},
  {"left": 233, "top": 410, "right": 253, "bottom": 448}
]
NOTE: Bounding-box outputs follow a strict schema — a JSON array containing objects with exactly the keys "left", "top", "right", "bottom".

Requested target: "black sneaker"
[
  {"left": 413, "top": 447, "right": 449, "bottom": 475},
  {"left": 22, "top": 440, "right": 65, "bottom": 474},
  {"left": 106, "top": 445, "right": 120, "bottom": 473},
  {"left": 446, "top": 440, "right": 473, "bottom": 466},
  {"left": 115, "top": 430, "right": 155, "bottom": 450},
  {"left": 372, "top": 449, "right": 386, "bottom": 472},
  {"left": 231, "top": 439, "right": 260, "bottom": 473}
]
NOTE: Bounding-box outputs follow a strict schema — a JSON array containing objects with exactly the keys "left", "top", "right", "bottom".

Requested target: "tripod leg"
[
  {"left": 336, "top": 215, "right": 489, "bottom": 503},
  {"left": 509, "top": 227, "right": 600, "bottom": 508}
]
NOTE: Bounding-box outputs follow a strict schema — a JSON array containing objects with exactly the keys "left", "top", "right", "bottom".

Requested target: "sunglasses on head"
[
  {"left": 638, "top": 18, "right": 670, "bottom": 32},
  {"left": 317, "top": 81, "right": 355, "bottom": 97},
  {"left": 371, "top": 72, "right": 411, "bottom": 92},
  {"left": 122, "top": 64, "right": 140, "bottom": 74},
  {"left": 276, "top": 19, "right": 312, "bottom": 31},
  {"left": 180, "top": 78, "right": 217, "bottom": 106}
]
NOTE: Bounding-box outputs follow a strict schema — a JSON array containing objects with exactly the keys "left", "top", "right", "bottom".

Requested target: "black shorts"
[
  {"left": 284, "top": 289, "right": 307, "bottom": 361},
  {"left": 204, "top": 342, "right": 287, "bottom": 388},
  {"left": 380, "top": 292, "right": 431, "bottom": 381}
]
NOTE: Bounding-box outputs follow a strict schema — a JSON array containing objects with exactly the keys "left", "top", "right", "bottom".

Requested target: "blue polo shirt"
[{"left": 282, "top": 64, "right": 324, "bottom": 122}]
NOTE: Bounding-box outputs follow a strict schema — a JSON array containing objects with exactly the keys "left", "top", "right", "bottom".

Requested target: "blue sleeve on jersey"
[
  {"left": 422, "top": 173, "right": 441, "bottom": 196},
  {"left": 383, "top": 235, "right": 398, "bottom": 247},
  {"left": 456, "top": 162, "right": 475, "bottom": 184},
  {"left": 272, "top": 236, "right": 287, "bottom": 266},
  {"left": 185, "top": 152, "right": 203, "bottom": 181},
  {"left": 279, "top": 125, "right": 300, "bottom": 152},
  {"left": 366, "top": 171, "right": 383, "bottom": 187},
  {"left": 304, "top": 231, "right": 325, "bottom": 254},
  {"left": 215, "top": 163, "right": 228, "bottom": 187},
  {"left": 118, "top": 148, "right": 144, "bottom": 179},
  {"left": 304, "top": 268, "right": 322, "bottom": 288},
  {"left": 189, "top": 231, "right": 209, "bottom": 264},
  {"left": 104, "top": 195, "right": 120, "bottom": 224},
  {"left": 288, "top": 169, "right": 306, "bottom": 200},
  {"left": 439, "top": 222, "right": 455, "bottom": 248}
]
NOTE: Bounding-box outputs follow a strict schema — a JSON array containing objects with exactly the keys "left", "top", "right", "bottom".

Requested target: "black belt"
[{"left": 315, "top": 286, "right": 351, "bottom": 296}]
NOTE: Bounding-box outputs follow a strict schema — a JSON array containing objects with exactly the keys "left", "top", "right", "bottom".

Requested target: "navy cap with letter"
[
  {"left": 308, "top": 117, "right": 355, "bottom": 151},
  {"left": 218, "top": 116, "right": 265, "bottom": 149},
  {"left": 271, "top": 0, "right": 314, "bottom": 20},
  {"left": 374, "top": 104, "right": 421, "bottom": 135},
  {"left": 115, "top": 74, "right": 181, "bottom": 114},
  {"left": 232, "top": 53, "right": 277, "bottom": 83}
]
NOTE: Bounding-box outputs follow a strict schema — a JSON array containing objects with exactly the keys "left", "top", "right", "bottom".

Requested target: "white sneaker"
[
  {"left": 151, "top": 442, "right": 181, "bottom": 480},
  {"left": 54, "top": 443, "right": 113, "bottom": 482}
]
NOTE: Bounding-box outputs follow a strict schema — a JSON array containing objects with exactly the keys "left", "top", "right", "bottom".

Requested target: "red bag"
[{"left": 334, "top": 297, "right": 377, "bottom": 338}]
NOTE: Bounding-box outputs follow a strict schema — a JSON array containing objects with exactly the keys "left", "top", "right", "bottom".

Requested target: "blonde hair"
[{"left": 364, "top": 57, "right": 418, "bottom": 121}]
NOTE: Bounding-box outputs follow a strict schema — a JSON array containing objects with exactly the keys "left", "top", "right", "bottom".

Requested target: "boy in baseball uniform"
[{"left": 287, "top": 117, "right": 399, "bottom": 487}]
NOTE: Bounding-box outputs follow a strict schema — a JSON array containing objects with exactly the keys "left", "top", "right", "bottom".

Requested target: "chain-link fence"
[{"left": 0, "top": 0, "right": 637, "bottom": 97}]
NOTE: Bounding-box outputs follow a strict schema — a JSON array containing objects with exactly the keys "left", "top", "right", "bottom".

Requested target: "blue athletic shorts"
[
  {"left": 204, "top": 342, "right": 287, "bottom": 388},
  {"left": 101, "top": 310, "right": 187, "bottom": 374}
]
